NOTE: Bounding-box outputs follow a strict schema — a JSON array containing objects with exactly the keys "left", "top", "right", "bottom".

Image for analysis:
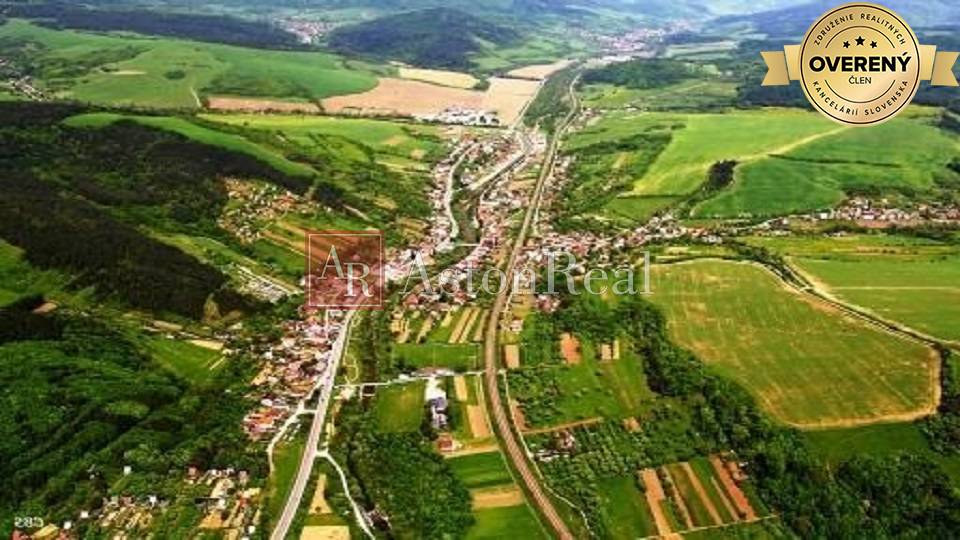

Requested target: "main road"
[
  {"left": 482, "top": 75, "right": 580, "bottom": 540},
  {"left": 271, "top": 310, "right": 355, "bottom": 540}
]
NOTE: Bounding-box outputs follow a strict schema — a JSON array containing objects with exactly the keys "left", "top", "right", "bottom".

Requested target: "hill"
[
  {"left": 715, "top": 0, "right": 960, "bottom": 38},
  {"left": 2, "top": 2, "right": 301, "bottom": 49},
  {"left": 328, "top": 8, "right": 519, "bottom": 70}
]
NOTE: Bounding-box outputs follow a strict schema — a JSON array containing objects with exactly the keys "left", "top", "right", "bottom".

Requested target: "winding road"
[{"left": 481, "top": 74, "right": 580, "bottom": 540}]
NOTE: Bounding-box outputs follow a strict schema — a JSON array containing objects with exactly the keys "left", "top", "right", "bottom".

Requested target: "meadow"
[
  {"left": 805, "top": 422, "right": 960, "bottom": 486},
  {"left": 649, "top": 259, "right": 938, "bottom": 427},
  {"left": 392, "top": 343, "right": 480, "bottom": 372},
  {"left": 142, "top": 336, "right": 222, "bottom": 386},
  {"left": 580, "top": 79, "right": 737, "bottom": 111},
  {"left": 447, "top": 451, "right": 513, "bottom": 489},
  {"left": 596, "top": 476, "right": 658, "bottom": 539},
  {"left": 696, "top": 111, "right": 960, "bottom": 217},
  {"left": 565, "top": 106, "right": 959, "bottom": 221},
  {"left": 465, "top": 504, "right": 546, "bottom": 540},
  {"left": 200, "top": 113, "right": 444, "bottom": 171},
  {"left": 63, "top": 112, "right": 318, "bottom": 178},
  {"left": 746, "top": 235, "right": 960, "bottom": 342},
  {"left": 631, "top": 109, "right": 837, "bottom": 197},
  {"left": 373, "top": 382, "right": 426, "bottom": 432},
  {"left": 0, "top": 19, "right": 378, "bottom": 109},
  {"left": 509, "top": 335, "right": 656, "bottom": 428}
]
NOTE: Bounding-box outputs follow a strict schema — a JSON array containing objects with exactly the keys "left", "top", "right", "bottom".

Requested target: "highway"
[
  {"left": 481, "top": 75, "right": 580, "bottom": 540},
  {"left": 271, "top": 310, "right": 356, "bottom": 540}
]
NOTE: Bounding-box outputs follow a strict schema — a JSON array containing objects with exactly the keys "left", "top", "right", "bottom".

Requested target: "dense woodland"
[
  {"left": 328, "top": 8, "right": 518, "bottom": 70},
  {"left": 0, "top": 103, "right": 313, "bottom": 318},
  {"left": 582, "top": 58, "right": 696, "bottom": 90},
  {"left": 333, "top": 399, "right": 475, "bottom": 538},
  {"left": 1, "top": 2, "right": 302, "bottom": 49},
  {"left": 0, "top": 308, "right": 262, "bottom": 534}
]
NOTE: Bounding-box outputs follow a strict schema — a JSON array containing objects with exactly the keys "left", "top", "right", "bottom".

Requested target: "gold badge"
[{"left": 762, "top": 2, "right": 959, "bottom": 126}]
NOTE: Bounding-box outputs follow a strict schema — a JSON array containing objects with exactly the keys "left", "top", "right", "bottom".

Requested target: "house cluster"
[
  {"left": 802, "top": 197, "right": 960, "bottom": 227},
  {"left": 243, "top": 310, "right": 346, "bottom": 440},
  {"left": 533, "top": 430, "right": 578, "bottom": 462},
  {"left": 416, "top": 107, "right": 501, "bottom": 127},
  {"left": 400, "top": 164, "right": 530, "bottom": 312},
  {"left": 462, "top": 133, "right": 532, "bottom": 192},
  {"left": 232, "top": 264, "right": 298, "bottom": 304},
  {"left": 190, "top": 468, "right": 261, "bottom": 538},
  {"left": 279, "top": 19, "right": 336, "bottom": 44},
  {"left": 218, "top": 178, "right": 300, "bottom": 244}
]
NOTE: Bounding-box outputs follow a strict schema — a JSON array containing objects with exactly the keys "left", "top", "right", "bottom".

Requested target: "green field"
[
  {"left": 447, "top": 451, "right": 513, "bottom": 489},
  {"left": 805, "top": 422, "right": 960, "bottom": 485},
  {"left": 63, "top": 113, "right": 318, "bottom": 178},
  {"left": 649, "top": 259, "right": 938, "bottom": 427},
  {"left": 746, "top": 235, "right": 960, "bottom": 342},
  {"left": 630, "top": 109, "right": 836, "bottom": 197},
  {"left": 142, "top": 337, "right": 222, "bottom": 385},
  {"left": 696, "top": 111, "right": 960, "bottom": 217},
  {"left": 201, "top": 113, "right": 443, "bottom": 169},
  {"left": 0, "top": 240, "right": 72, "bottom": 305},
  {"left": 393, "top": 343, "right": 480, "bottom": 372},
  {"left": 465, "top": 504, "right": 546, "bottom": 540},
  {"left": 0, "top": 19, "right": 377, "bottom": 108},
  {"left": 510, "top": 337, "right": 656, "bottom": 428},
  {"left": 265, "top": 422, "right": 310, "bottom": 530},
  {"left": 373, "top": 382, "right": 425, "bottom": 432},
  {"left": 596, "top": 476, "right": 658, "bottom": 539},
  {"left": 580, "top": 79, "right": 737, "bottom": 111}
]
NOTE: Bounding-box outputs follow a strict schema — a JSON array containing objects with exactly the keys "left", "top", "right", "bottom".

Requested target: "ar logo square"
[{"left": 305, "top": 230, "right": 384, "bottom": 310}]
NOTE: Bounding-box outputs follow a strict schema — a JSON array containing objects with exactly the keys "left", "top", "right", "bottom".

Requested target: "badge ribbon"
[{"left": 762, "top": 45, "right": 959, "bottom": 87}]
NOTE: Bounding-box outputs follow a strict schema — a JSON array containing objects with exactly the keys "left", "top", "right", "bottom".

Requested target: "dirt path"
[
  {"left": 639, "top": 469, "right": 673, "bottom": 538},
  {"left": 709, "top": 456, "right": 756, "bottom": 521},
  {"left": 681, "top": 462, "right": 722, "bottom": 526},
  {"left": 523, "top": 417, "right": 602, "bottom": 435}
]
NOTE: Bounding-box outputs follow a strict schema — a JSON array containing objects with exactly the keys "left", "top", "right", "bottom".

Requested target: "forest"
[
  {"left": 0, "top": 309, "right": 262, "bottom": 534},
  {"left": 2, "top": 2, "right": 302, "bottom": 49},
  {"left": 582, "top": 58, "right": 696, "bottom": 90},
  {"left": 332, "top": 399, "right": 475, "bottom": 538},
  {"left": 328, "top": 8, "right": 518, "bottom": 70},
  {"left": 0, "top": 103, "right": 315, "bottom": 318}
]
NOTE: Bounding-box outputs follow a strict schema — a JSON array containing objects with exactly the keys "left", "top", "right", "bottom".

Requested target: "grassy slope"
[
  {"left": 746, "top": 235, "right": 960, "bottom": 342},
  {"left": 632, "top": 109, "right": 836, "bottom": 196},
  {"left": 0, "top": 20, "right": 377, "bottom": 108},
  {"left": 63, "top": 112, "right": 317, "bottom": 178},
  {"left": 698, "top": 111, "right": 960, "bottom": 217},
  {"left": 649, "top": 259, "right": 937, "bottom": 427},
  {"left": 596, "top": 476, "right": 658, "bottom": 539},
  {"left": 805, "top": 422, "right": 960, "bottom": 486}
]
